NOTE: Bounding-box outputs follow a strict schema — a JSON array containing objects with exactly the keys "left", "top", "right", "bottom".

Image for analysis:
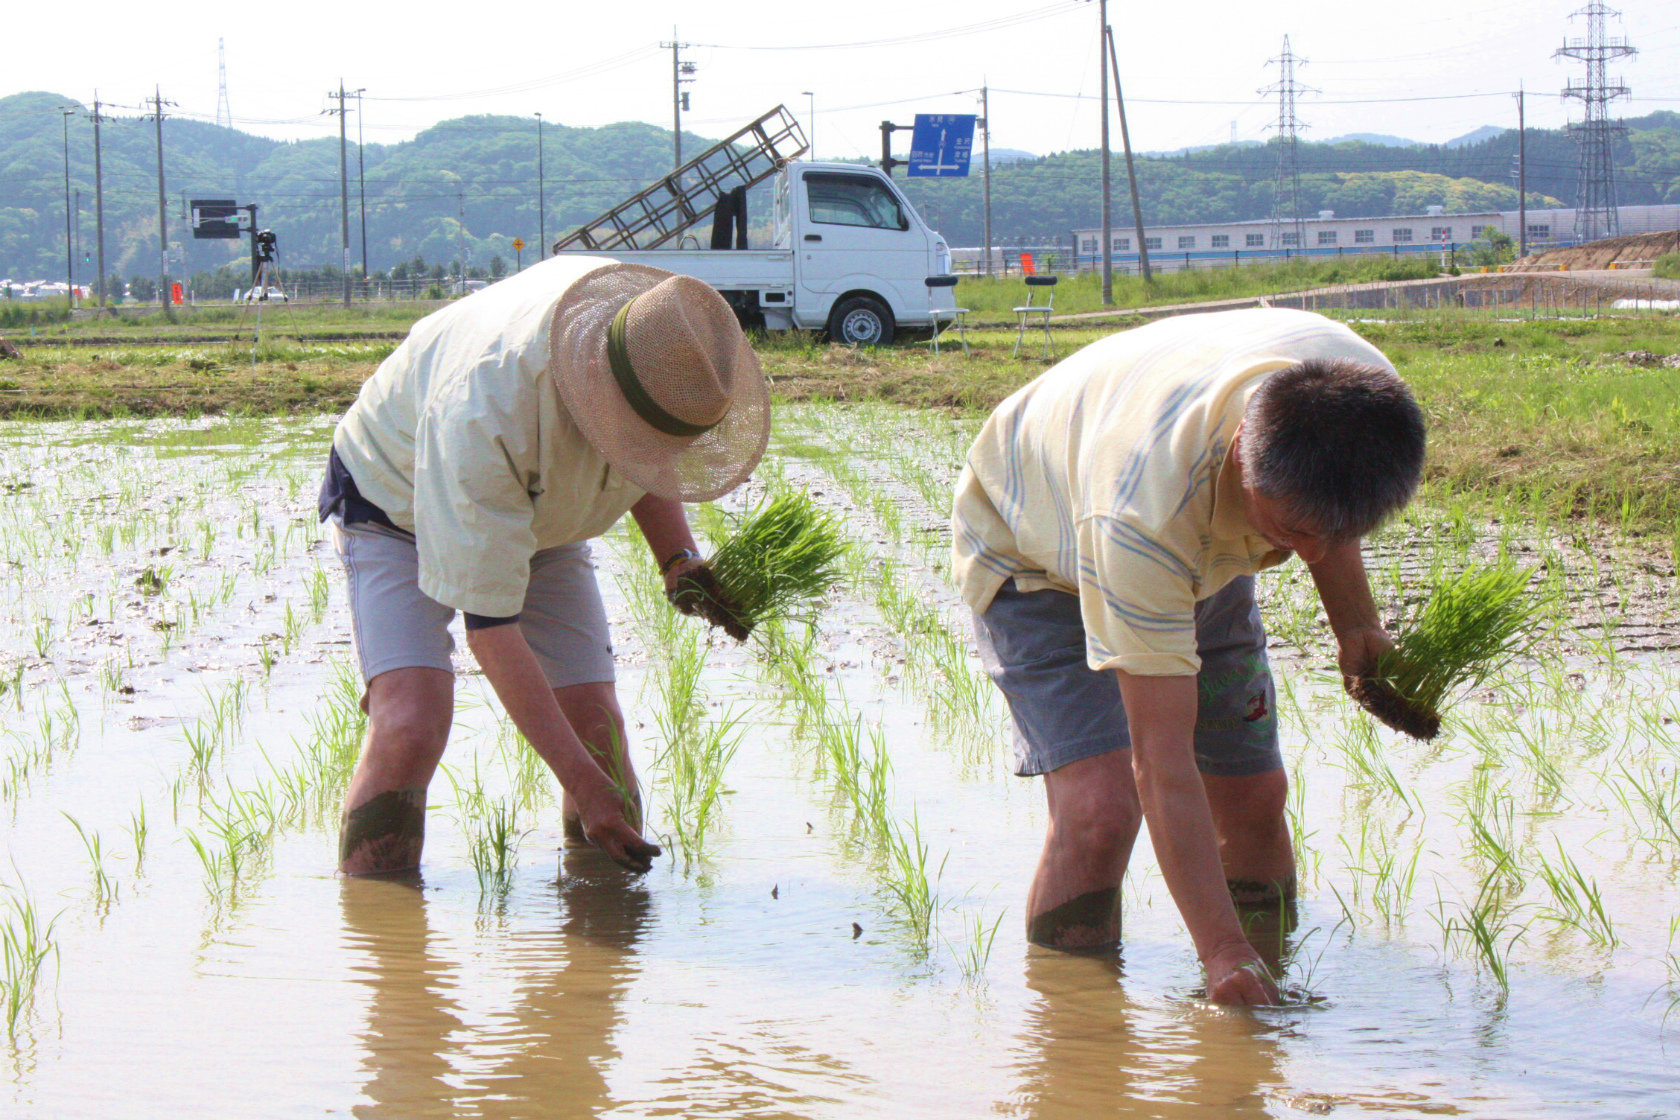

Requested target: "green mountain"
[
  {"left": 2, "top": 89, "right": 1676, "bottom": 278},
  {"left": 0, "top": 90, "right": 709, "bottom": 282}
]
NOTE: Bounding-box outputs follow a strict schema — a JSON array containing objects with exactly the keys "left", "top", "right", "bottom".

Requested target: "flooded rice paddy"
[{"left": 0, "top": 407, "right": 1675, "bottom": 1117}]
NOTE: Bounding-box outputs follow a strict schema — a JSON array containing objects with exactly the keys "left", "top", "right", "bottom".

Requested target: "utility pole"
[
  {"left": 60, "top": 107, "right": 75, "bottom": 306},
  {"left": 356, "top": 89, "right": 368, "bottom": 292},
  {"left": 149, "top": 87, "right": 175, "bottom": 310},
  {"left": 535, "top": 112, "right": 546, "bottom": 259},
  {"left": 981, "top": 83, "right": 994, "bottom": 279},
  {"left": 1515, "top": 86, "right": 1528, "bottom": 258},
  {"left": 801, "top": 91, "right": 815, "bottom": 156},
  {"left": 91, "top": 95, "right": 108, "bottom": 310},
  {"left": 1107, "top": 27, "right": 1152, "bottom": 282},
  {"left": 326, "top": 82, "right": 355, "bottom": 308},
  {"left": 1098, "top": 0, "right": 1113, "bottom": 304},
  {"left": 661, "top": 31, "right": 695, "bottom": 169}
]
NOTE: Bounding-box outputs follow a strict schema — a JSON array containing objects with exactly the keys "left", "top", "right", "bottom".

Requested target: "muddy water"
[{"left": 0, "top": 413, "right": 1676, "bottom": 1118}]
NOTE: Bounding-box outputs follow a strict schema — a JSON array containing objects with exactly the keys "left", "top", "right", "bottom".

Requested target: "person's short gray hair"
[{"left": 1242, "top": 358, "right": 1426, "bottom": 541}]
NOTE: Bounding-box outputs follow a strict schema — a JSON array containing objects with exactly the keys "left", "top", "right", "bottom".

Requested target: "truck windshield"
[{"left": 804, "top": 172, "right": 908, "bottom": 232}]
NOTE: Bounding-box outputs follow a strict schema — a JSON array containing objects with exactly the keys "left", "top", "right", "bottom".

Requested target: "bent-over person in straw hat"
[
  {"left": 953, "top": 308, "right": 1425, "bottom": 1005},
  {"left": 320, "top": 256, "right": 769, "bottom": 875}
]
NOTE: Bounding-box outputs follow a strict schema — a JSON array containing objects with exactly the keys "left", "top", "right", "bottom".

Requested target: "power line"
[{"left": 689, "top": 2, "right": 1085, "bottom": 51}]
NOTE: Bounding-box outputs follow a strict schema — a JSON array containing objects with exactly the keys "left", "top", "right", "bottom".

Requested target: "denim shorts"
[
  {"left": 972, "top": 577, "right": 1280, "bottom": 777},
  {"left": 329, "top": 516, "right": 616, "bottom": 692}
]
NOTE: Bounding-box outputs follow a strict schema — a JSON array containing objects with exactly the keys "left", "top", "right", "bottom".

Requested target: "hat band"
[{"left": 607, "top": 300, "right": 719, "bottom": 439}]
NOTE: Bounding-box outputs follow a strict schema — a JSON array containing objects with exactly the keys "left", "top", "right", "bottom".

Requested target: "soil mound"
[{"left": 1511, "top": 229, "right": 1679, "bottom": 271}]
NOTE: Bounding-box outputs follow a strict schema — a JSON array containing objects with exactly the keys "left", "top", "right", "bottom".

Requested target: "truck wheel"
[{"left": 827, "top": 296, "right": 895, "bottom": 346}]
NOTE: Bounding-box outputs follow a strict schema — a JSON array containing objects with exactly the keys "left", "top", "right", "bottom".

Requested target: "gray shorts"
[
  {"left": 329, "top": 517, "right": 616, "bottom": 691},
  {"left": 972, "top": 577, "right": 1280, "bottom": 778}
]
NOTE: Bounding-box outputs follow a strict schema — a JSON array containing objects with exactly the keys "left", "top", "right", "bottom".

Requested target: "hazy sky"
[{"left": 11, "top": 0, "right": 1680, "bottom": 157}]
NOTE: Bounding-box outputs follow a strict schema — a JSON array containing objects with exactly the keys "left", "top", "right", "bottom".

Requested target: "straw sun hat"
[{"left": 548, "top": 263, "right": 770, "bottom": 502}]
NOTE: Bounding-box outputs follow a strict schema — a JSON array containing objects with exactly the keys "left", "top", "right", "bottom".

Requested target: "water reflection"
[
  {"left": 469, "top": 851, "right": 653, "bottom": 1117},
  {"left": 340, "top": 874, "right": 468, "bottom": 1117},
  {"left": 1010, "top": 948, "right": 1286, "bottom": 1119},
  {"left": 340, "top": 851, "right": 652, "bottom": 1119}
]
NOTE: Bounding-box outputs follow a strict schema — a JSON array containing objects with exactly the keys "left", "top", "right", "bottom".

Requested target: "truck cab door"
[{"left": 794, "top": 170, "right": 928, "bottom": 326}]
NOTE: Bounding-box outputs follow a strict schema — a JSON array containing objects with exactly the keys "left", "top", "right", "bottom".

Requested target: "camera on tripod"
[{"left": 255, "top": 229, "right": 278, "bottom": 263}]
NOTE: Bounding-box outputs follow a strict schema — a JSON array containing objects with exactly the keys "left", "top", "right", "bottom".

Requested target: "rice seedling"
[
  {"left": 29, "top": 617, "right": 52, "bottom": 660},
  {"left": 814, "top": 707, "right": 892, "bottom": 838},
  {"left": 496, "top": 720, "right": 554, "bottom": 814},
  {"left": 135, "top": 564, "right": 172, "bottom": 596},
  {"left": 61, "top": 813, "right": 118, "bottom": 910},
  {"left": 0, "top": 888, "right": 57, "bottom": 1041},
  {"left": 1609, "top": 761, "right": 1680, "bottom": 853},
  {"left": 184, "top": 782, "right": 282, "bottom": 902},
  {"left": 1532, "top": 839, "right": 1619, "bottom": 947},
  {"left": 446, "top": 762, "right": 527, "bottom": 895},
  {"left": 654, "top": 705, "right": 745, "bottom": 866},
  {"left": 124, "top": 800, "right": 149, "bottom": 876},
  {"left": 1330, "top": 718, "right": 1417, "bottom": 810},
  {"left": 1353, "top": 559, "right": 1553, "bottom": 740},
  {"left": 881, "top": 811, "right": 944, "bottom": 945},
  {"left": 677, "top": 492, "right": 849, "bottom": 642},
  {"left": 307, "top": 567, "right": 331, "bottom": 624},
  {"left": 1437, "top": 873, "right": 1530, "bottom": 993},
  {"left": 943, "top": 904, "right": 1006, "bottom": 985}
]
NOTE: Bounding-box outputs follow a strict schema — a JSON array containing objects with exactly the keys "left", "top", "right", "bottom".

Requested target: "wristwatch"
[{"left": 659, "top": 548, "right": 702, "bottom": 576}]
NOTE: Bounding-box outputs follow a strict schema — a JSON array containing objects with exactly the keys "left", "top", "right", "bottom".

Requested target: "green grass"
[
  {"left": 1654, "top": 251, "right": 1680, "bottom": 281},
  {"left": 950, "top": 255, "right": 1440, "bottom": 320}
]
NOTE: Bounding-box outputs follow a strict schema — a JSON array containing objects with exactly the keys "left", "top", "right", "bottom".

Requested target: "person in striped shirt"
[{"left": 952, "top": 308, "right": 1425, "bottom": 1005}]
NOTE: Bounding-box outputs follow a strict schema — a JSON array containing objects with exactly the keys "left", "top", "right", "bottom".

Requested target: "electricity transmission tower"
[
  {"left": 1261, "top": 36, "right": 1314, "bottom": 255},
  {"left": 216, "top": 39, "right": 232, "bottom": 129},
  {"left": 1556, "top": 1, "right": 1635, "bottom": 242}
]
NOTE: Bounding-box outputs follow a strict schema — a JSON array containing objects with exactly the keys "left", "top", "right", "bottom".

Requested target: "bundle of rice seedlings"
[
  {"left": 673, "top": 492, "right": 849, "bottom": 642},
  {"left": 1350, "top": 559, "right": 1551, "bottom": 740}
]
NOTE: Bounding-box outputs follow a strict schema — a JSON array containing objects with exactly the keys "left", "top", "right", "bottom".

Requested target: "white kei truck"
[{"left": 551, "top": 107, "right": 956, "bottom": 346}]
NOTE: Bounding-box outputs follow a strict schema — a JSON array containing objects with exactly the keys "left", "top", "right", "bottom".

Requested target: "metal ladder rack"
[{"left": 552, "top": 105, "right": 807, "bottom": 253}]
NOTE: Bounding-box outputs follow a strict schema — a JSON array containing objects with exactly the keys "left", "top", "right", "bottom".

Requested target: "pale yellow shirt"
[
  {"left": 333, "top": 255, "right": 644, "bottom": 618},
  {"left": 952, "top": 308, "right": 1395, "bottom": 676}
]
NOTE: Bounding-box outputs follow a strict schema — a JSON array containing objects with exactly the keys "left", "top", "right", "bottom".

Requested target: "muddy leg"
[
  {"left": 339, "top": 667, "right": 454, "bottom": 875},
  {"left": 1026, "top": 749, "right": 1142, "bottom": 949},
  {"left": 553, "top": 680, "right": 641, "bottom": 845},
  {"left": 1202, "top": 769, "right": 1295, "bottom": 905}
]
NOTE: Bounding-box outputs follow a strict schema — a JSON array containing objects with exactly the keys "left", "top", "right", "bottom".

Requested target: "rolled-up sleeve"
[
  {"left": 1077, "top": 514, "right": 1200, "bottom": 676},
  {"left": 412, "top": 379, "right": 539, "bottom": 618}
]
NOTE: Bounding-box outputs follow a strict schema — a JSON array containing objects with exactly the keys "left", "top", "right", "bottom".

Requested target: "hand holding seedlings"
[
  {"left": 1348, "top": 560, "right": 1549, "bottom": 741},
  {"left": 680, "top": 493, "right": 848, "bottom": 642},
  {"left": 665, "top": 560, "right": 751, "bottom": 641}
]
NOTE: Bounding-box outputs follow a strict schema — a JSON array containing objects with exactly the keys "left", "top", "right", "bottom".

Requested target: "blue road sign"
[{"left": 907, "top": 114, "right": 976, "bottom": 178}]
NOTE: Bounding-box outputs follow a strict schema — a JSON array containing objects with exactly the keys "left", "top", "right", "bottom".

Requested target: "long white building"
[{"left": 1062, "top": 204, "right": 1680, "bottom": 272}]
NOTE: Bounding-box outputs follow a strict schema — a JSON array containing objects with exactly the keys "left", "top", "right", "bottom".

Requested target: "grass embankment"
[
  {"left": 1655, "top": 251, "right": 1680, "bottom": 281},
  {"left": 0, "top": 339, "right": 391, "bottom": 417},
  {"left": 0, "top": 298, "right": 434, "bottom": 339},
  {"left": 953, "top": 255, "right": 1438, "bottom": 320}
]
